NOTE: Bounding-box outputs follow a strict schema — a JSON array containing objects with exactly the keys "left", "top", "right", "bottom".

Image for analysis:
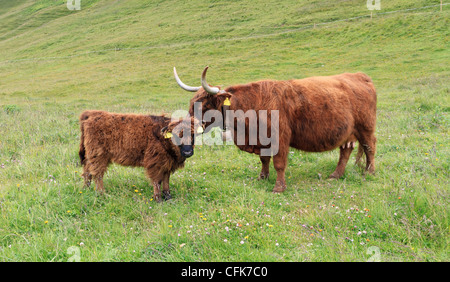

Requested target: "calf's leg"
[
  {"left": 93, "top": 175, "right": 105, "bottom": 194},
  {"left": 82, "top": 168, "right": 92, "bottom": 187},
  {"left": 85, "top": 157, "right": 108, "bottom": 194},
  {"left": 162, "top": 173, "right": 172, "bottom": 200},
  {"left": 152, "top": 180, "right": 163, "bottom": 203},
  {"left": 147, "top": 168, "right": 165, "bottom": 202}
]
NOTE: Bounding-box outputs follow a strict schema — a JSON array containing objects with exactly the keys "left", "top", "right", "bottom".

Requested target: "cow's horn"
[
  {"left": 173, "top": 67, "right": 201, "bottom": 92},
  {"left": 201, "top": 66, "right": 222, "bottom": 95}
]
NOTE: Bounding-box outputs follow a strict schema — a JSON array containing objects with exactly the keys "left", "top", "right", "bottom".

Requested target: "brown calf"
[{"left": 79, "top": 110, "right": 202, "bottom": 202}]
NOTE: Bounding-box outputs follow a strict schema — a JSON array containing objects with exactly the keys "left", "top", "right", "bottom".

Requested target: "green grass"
[{"left": 0, "top": 0, "right": 448, "bottom": 261}]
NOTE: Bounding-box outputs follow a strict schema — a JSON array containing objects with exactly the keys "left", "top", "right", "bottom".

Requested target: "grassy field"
[{"left": 0, "top": 0, "right": 448, "bottom": 262}]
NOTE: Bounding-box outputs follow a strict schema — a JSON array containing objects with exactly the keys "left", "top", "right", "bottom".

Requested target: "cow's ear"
[
  {"left": 217, "top": 92, "right": 232, "bottom": 99},
  {"left": 216, "top": 92, "right": 232, "bottom": 108}
]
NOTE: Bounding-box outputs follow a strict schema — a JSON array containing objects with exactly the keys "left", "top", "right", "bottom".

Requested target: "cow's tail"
[
  {"left": 79, "top": 112, "right": 89, "bottom": 166},
  {"left": 355, "top": 142, "right": 365, "bottom": 168}
]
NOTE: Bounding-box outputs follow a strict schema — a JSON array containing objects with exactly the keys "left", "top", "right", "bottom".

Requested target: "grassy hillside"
[{"left": 0, "top": 0, "right": 448, "bottom": 261}]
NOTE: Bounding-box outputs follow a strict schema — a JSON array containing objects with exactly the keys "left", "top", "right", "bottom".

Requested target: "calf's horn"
[
  {"left": 201, "top": 66, "right": 223, "bottom": 95},
  {"left": 173, "top": 67, "right": 201, "bottom": 92}
]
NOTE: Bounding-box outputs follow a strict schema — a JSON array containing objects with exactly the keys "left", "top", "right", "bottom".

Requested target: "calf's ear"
[{"left": 160, "top": 126, "right": 172, "bottom": 139}]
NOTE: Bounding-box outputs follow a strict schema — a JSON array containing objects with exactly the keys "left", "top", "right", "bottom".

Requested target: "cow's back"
[
  {"left": 286, "top": 73, "right": 376, "bottom": 152},
  {"left": 222, "top": 73, "right": 376, "bottom": 153}
]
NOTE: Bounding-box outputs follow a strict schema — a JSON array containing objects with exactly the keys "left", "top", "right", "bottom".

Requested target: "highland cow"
[
  {"left": 174, "top": 66, "right": 377, "bottom": 193},
  {"left": 79, "top": 110, "right": 203, "bottom": 202}
]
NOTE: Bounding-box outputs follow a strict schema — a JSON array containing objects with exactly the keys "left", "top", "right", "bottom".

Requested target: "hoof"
[
  {"left": 82, "top": 173, "right": 92, "bottom": 188},
  {"left": 365, "top": 166, "right": 375, "bottom": 175},
  {"left": 328, "top": 172, "right": 342, "bottom": 179},
  {"left": 272, "top": 181, "right": 286, "bottom": 193},
  {"left": 272, "top": 187, "right": 286, "bottom": 193},
  {"left": 163, "top": 190, "right": 172, "bottom": 201},
  {"left": 95, "top": 188, "right": 105, "bottom": 195},
  {"left": 258, "top": 172, "right": 269, "bottom": 180},
  {"left": 153, "top": 194, "right": 162, "bottom": 203}
]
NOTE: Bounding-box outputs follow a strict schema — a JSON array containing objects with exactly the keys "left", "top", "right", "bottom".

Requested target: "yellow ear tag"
[
  {"left": 164, "top": 132, "right": 173, "bottom": 139},
  {"left": 223, "top": 97, "right": 231, "bottom": 106},
  {"left": 196, "top": 126, "right": 204, "bottom": 134}
]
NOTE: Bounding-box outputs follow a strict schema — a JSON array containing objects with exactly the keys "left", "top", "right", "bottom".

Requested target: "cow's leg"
[
  {"left": 359, "top": 132, "right": 377, "bottom": 175},
  {"left": 259, "top": 156, "right": 271, "bottom": 180},
  {"left": 272, "top": 147, "right": 288, "bottom": 193},
  {"left": 162, "top": 173, "right": 172, "bottom": 201},
  {"left": 152, "top": 180, "right": 163, "bottom": 203},
  {"left": 329, "top": 142, "right": 355, "bottom": 179}
]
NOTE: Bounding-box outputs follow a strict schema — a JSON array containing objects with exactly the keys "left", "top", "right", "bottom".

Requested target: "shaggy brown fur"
[
  {"left": 188, "top": 71, "right": 377, "bottom": 193},
  {"left": 79, "top": 110, "right": 201, "bottom": 202}
]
